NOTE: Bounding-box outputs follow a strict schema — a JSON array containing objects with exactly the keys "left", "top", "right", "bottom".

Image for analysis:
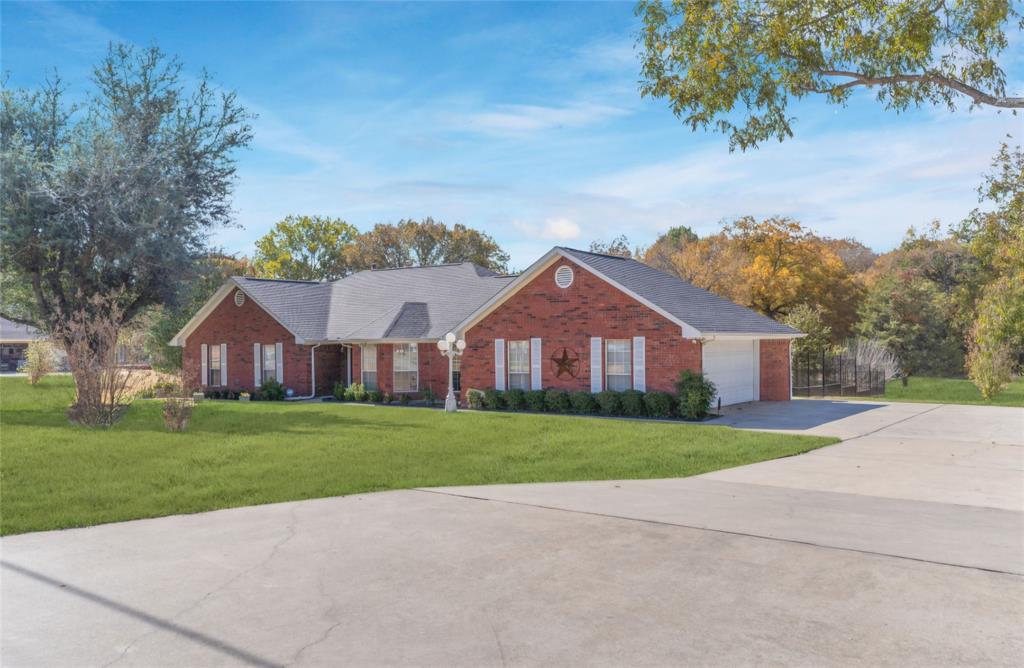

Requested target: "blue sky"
[{"left": 3, "top": 1, "right": 1022, "bottom": 269}]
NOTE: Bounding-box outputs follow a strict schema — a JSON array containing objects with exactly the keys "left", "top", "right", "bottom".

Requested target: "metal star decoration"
[{"left": 549, "top": 347, "right": 581, "bottom": 378}]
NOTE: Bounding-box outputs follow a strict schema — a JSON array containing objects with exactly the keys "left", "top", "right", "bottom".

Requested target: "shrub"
[
  {"left": 162, "top": 398, "right": 193, "bottom": 432},
  {"left": 466, "top": 388, "right": 485, "bottom": 409},
  {"left": 343, "top": 383, "right": 367, "bottom": 402},
  {"left": 333, "top": 381, "right": 347, "bottom": 401},
  {"left": 966, "top": 339, "right": 1013, "bottom": 400},
  {"left": 544, "top": 388, "right": 571, "bottom": 413},
  {"left": 20, "top": 340, "right": 55, "bottom": 385},
  {"left": 595, "top": 390, "right": 623, "bottom": 416},
  {"left": 399, "top": 392, "right": 411, "bottom": 406},
  {"left": 483, "top": 388, "right": 504, "bottom": 410},
  {"left": 569, "top": 391, "right": 598, "bottom": 414},
  {"left": 505, "top": 388, "right": 527, "bottom": 410},
  {"left": 422, "top": 386, "right": 435, "bottom": 407},
  {"left": 675, "top": 370, "right": 716, "bottom": 420},
  {"left": 368, "top": 390, "right": 384, "bottom": 403},
  {"left": 525, "top": 389, "right": 547, "bottom": 412},
  {"left": 643, "top": 391, "right": 675, "bottom": 418},
  {"left": 260, "top": 379, "right": 286, "bottom": 401},
  {"left": 620, "top": 389, "right": 645, "bottom": 417},
  {"left": 383, "top": 393, "right": 395, "bottom": 404}
]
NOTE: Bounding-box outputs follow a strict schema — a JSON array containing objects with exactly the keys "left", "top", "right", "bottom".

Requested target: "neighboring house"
[
  {"left": 0, "top": 317, "right": 43, "bottom": 372},
  {"left": 171, "top": 247, "right": 802, "bottom": 405}
]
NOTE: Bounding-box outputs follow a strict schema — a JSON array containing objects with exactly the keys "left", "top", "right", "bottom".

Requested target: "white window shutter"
[
  {"left": 200, "top": 344, "right": 208, "bottom": 386},
  {"left": 275, "top": 342, "right": 284, "bottom": 383},
  {"left": 253, "top": 343, "right": 262, "bottom": 387},
  {"left": 494, "top": 339, "right": 506, "bottom": 391},
  {"left": 220, "top": 343, "right": 228, "bottom": 387},
  {"left": 530, "top": 338, "right": 542, "bottom": 390},
  {"left": 590, "top": 337, "right": 602, "bottom": 393},
  {"left": 632, "top": 336, "right": 646, "bottom": 391}
]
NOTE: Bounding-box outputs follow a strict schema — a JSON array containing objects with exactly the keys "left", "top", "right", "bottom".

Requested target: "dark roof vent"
[{"left": 370, "top": 263, "right": 378, "bottom": 270}]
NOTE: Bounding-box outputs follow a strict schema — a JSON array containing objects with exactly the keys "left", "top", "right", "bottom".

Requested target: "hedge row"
[
  {"left": 466, "top": 371, "right": 717, "bottom": 420},
  {"left": 465, "top": 387, "right": 701, "bottom": 420}
]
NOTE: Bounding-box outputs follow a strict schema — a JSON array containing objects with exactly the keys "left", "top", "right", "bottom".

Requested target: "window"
[
  {"left": 209, "top": 344, "right": 222, "bottom": 386},
  {"left": 262, "top": 344, "right": 277, "bottom": 384},
  {"left": 605, "top": 339, "right": 631, "bottom": 391},
  {"left": 361, "top": 344, "right": 378, "bottom": 390},
  {"left": 452, "top": 354, "right": 461, "bottom": 393},
  {"left": 393, "top": 343, "right": 418, "bottom": 392},
  {"left": 508, "top": 340, "right": 529, "bottom": 390}
]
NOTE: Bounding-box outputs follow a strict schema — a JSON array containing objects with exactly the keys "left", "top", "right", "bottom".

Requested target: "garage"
[{"left": 702, "top": 338, "right": 757, "bottom": 406}]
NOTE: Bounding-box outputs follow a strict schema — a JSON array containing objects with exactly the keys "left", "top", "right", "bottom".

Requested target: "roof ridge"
[
  {"left": 558, "top": 246, "right": 634, "bottom": 261},
  {"left": 235, "top": 276, "right": 323, "bottom": 285}
]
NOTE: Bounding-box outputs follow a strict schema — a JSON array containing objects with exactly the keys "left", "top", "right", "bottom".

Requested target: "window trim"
[
  {"left": 605, "top": 338, "right": 632, "bottom": 392},
  {"left": 262, "top": 344, "right": 277, "bottom": 384},
  {"left": 361, "top": 344, "right": 378, "bottom": 390},
  {"left": 208, "top": 343, "right": 222, "bottom": 387},
  {"left": 393, "top": 343, "right": 419, "bottom": 393},
  {"left": 507, "top": 339, "right": 530, "bottom": 391}
]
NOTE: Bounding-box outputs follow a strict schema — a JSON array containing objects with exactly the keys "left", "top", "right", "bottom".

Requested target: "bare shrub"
[
  {"left": 842, "top": 338, "right": 899, "bottom": 380},
  {"left": 20, "top": 340, "right": 56, "bottom": 385},
  {"left": 162, "top": 397, "right": 194, "bottom": 432},
  {"left": 54, "top": 293, "right": 137, "bottom": 426}
]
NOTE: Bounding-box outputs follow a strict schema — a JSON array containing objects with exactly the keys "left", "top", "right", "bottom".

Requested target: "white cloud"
[
  {"left": 449, "top": 102, "right": 630, "bottom": 136},
  {"left": 511, "top": 217, "right": 582, "bottom": 242}
]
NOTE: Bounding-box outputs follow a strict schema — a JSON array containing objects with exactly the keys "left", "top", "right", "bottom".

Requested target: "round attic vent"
[
  {"left": 234, "top": 290, "right": 246, "bottom": 307},
  {"left": 554, "top": 265, "right": 574, "bottom": 289}
]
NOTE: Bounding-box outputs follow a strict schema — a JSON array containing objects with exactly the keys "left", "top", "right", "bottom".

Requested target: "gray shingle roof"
[
  {"left": 558, "top": 247, "right": 800, "bottom": 335},
  {"left": 233, "top": 263, "right": 514, "bottom": 342},
  {"left": 0, "top": 317, "right": 43, "bottom": 342},
  {"left": 228, "top": 248, "right": 797, "bottom": 342}
]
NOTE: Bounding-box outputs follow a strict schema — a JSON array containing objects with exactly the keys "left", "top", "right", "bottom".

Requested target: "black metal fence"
[{"left": 792, "top": 347, "right": 887, "bottom": 398}]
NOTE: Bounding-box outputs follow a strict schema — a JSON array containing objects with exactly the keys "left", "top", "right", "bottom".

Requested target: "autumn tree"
[
  {"left": 253, "top": 215, "right": 358, "bottom": 281},
  {"left": 642, "top": 225, "right": 698, "bottom": 272},
  {"left": 346, "top": 218, "right": 509, "bottom": 272},
  {"left": 636, "top": 0, "right": 1023, "bottom": 149},
  {"left": 729, "top": 217, "right": 862, "bottom": 337},
  {"left": 0, "top": 44, "right": 251, "bottom": 420}
]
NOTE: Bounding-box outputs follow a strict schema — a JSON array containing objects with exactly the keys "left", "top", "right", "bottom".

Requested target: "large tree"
[
  {"left": 1, "top": 44, "right": 252, "bottom": 405},
  {"left": 253, "top": 215, "right": 358, "bottom": 281},
  {"left": 345, "top": 218, "right": 510, "bottom": 273},
  {"left": 636, "top": 0, "right": 1023, "bottom": 149}
]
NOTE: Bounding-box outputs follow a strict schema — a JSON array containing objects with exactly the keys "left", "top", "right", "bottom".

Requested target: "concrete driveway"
[{"left": 3, "top": 400, "right": 1023, "bottom": 666}]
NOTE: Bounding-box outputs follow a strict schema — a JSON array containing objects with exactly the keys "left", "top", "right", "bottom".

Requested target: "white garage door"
[{"left": 702, "top": 339, "right": 756, "bottom": 407}]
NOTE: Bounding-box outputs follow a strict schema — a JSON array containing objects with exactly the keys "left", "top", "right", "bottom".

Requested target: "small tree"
[
  {"left": 966, "top": 337, "right": 1012, "bottom": 400},
  {"left": 783, "top": 304, "right": 834, "bottom": 358},
  {"left": 20, "top": 340, "right": 55, "bottom": 385}
]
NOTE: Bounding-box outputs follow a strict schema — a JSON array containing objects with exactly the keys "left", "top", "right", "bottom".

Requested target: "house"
[
  {"left": 0, "top": 317, "right": 43, "bottom": 372},
  {"left": 171, "top": 247, "right": 802, "bottom": 405}
]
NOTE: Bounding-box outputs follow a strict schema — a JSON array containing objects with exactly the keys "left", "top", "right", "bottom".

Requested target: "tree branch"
[{"left": 816, "top": 70, "right": 1024, "bottom": 108}]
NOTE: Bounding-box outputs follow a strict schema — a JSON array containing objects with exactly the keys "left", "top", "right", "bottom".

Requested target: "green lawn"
[
  {"left": 879, "top": 376, "right": 1024, "bottom": 407},
  {"left": 0, "top": 376, "right": 835, "bottom": 536}
]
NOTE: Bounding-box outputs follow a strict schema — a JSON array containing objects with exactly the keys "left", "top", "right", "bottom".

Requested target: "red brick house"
[{"left": 171, "top": 247, "right": 801, "bottom": 405}]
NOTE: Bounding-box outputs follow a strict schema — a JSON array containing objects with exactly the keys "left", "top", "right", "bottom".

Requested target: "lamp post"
[{"left": 436, "top": 332, "right": 466, "bottom": 413}]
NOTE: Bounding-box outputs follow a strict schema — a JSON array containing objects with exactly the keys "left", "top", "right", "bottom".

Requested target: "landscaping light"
[{"left": 437, "top": 334, "right": 467, "bottom": 413}]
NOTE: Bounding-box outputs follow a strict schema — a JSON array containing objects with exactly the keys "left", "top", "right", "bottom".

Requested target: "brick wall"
[
  {"left": 460, "top": 257, "right": 702, "bottom": 397},
  {"left": 759, "top": 339, "right": 791, "bottom": 400}
]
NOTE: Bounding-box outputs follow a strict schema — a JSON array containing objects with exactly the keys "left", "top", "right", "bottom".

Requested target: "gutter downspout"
[{"left": 288, "top": 343, "right": 321, "bottom": 401}]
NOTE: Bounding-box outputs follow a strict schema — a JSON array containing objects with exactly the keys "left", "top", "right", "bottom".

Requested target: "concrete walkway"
[{"left": 2, "top": 400, "right": 1022, "bottom": 666}]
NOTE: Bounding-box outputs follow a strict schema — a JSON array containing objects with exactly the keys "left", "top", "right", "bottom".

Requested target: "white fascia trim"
[{"left": 168, "top": 278, "right": 307, "bottom": 347}]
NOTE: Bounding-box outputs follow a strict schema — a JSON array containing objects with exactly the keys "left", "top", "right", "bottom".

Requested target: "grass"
[
  {"left": 0, "top": 376, "right": 836, "bottom": 536},
  {"left": 878, "top": 376, "right": 1024, "bottom": 407}
]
